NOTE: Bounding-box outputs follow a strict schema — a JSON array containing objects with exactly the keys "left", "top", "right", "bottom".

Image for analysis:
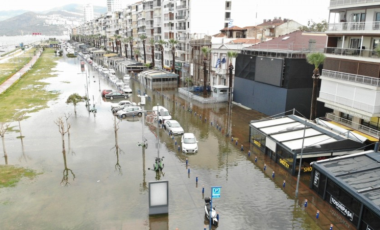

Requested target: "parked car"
[
  {"left": 102, "top": 89, "right": 113, "bottom": 97},
  {"left": 111, "top": 100, "right": 137, "bottom": 113},
  {"left": 123, "top": 75, "right": 130, "bottom": 81},
  {"left": 121, "top": 86, "right": 132, "bottom": 94},
  {"left": 163, "top": 120, "right": 184, "bottom": 135},
  {"left": 115, "top": 80, "right": 124, "bottom": 87},
  {"left": 105, "top": 92, "right": 129, "bottom": 100},
  {"left": 109, "top": 69, "right": 116, "bottom": 75},
  {"left": 116, "top": 106, "right": 143, "bottom": 118},
  {"left": 181, "top": 133, "right": 198, "bottom": 153},
  {"left": 152, "top": 106, "right": 171, "bottom": 123}
]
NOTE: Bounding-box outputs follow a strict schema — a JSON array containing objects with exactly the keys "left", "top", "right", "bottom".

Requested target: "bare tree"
[
  {"left": 54, "top": 117, "right": 70, "bottom": 151},
  {"left": 61, "top": 149, "right": 75, "bottom": 186},
  {"left": 0, "top": 123, "right": 10, "bottom": 165},
  {"left": 13, "top": 111, "right": 26, "bottom": 138},
  {"left": 111, "top": 116, "right": 123, "bottom": 175}
]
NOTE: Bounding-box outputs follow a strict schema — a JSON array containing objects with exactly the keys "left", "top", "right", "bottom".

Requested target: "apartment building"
[
  {"left": 84, "top": 4, "right": 94, "bottom": 22},
  {"left": 318, "top": 0, "right": 380, "bottom": 141},
  {"left": 107, "top": 0, "right": 122, "bottom": 13}
]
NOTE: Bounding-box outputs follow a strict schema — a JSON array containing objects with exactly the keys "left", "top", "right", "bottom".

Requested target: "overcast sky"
[{"left": 3, "top": 0, "right": 330, "bottom": 26}]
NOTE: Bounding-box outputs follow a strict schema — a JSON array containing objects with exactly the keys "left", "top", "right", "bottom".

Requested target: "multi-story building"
[
  {"left": 84, "top": 4, "right": 94, "bottom": 22},
  {"left": 318, "top": 0, "right": 380, "bottom": 141},
  {"left": 107, "top": 0, "right": 122, "bottom": 13}
]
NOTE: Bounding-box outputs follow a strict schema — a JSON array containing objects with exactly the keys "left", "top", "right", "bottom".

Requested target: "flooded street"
[{"left": 0, "top": 55, "right": 352, "bottom": 230}]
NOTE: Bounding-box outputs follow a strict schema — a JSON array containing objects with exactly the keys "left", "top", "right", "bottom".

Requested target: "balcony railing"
[
  {"left": 322, "top": 69, "right": 380, "bottom": 87},
  {"left": 154, "top": 22, "right": 161, "bottom": 27},
  {"left": 164, "top": 17, "right": 174, "bottom": 21},
  {"left": 327, "top": 21, "right": 380, "bottom": 32},
  {"left": 178, "top": 37, "right": 187, "bottom": 41},
  {"left": 164, "top": 7, "right": 174, "bottom": 12},
  {"left": 176, "top": 26, "right": 186, "bottom": 30},
  {"left": 324, "top": 47, "right": 378, "bottom": 58},
  {"left": 176, "top": 46, "right": 186, "bottom": 51},
  {"left": 154, "top": 28, "right": 162, "bottom": 34},
  {"left": 176, "top": 56, "right": 185, "bottom": 61},
  {"left": 145, "top": 24, "right": 153, "bottom": 29},
  {"left": 177, "top": 5, "right": 187, "bottom": 9},
  {"left": 176, "top": 15, "right": 187, "bottom": 20},
  {"left": 326, "top": 113, "right": 380, "bottom": 138},
  {"left": 138, "top": 29, "right": 146, "bottom": 33},
  {"left": 164, "top": 26, "right": 174, "bottom": 30},
  {"left": 330, "top": 0, "right": 380, "bottom": 7},
  {"left": 153, "top": 2, "right": 162, "bottom": 8},
  {"left": 319, "top": 91, "right": 380, "bottom": 114}
]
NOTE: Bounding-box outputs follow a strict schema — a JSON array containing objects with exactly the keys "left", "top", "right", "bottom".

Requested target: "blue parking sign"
[{"left": 211, "top": 187, "right": 221, "bottom": 199}]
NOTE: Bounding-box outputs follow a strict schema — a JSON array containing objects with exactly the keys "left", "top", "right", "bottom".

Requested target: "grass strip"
[
  {"left": 0, "top": 165, "right": 38, "bottom": 188},
  {"left": 0, "top": 48, "right": 20, "bottom": 57},
  {"left": 0, "top": 48, "right": 37, "bottom": 85},
  {"left": 0, "top": 48, "right": 60, "bottom": 122}
]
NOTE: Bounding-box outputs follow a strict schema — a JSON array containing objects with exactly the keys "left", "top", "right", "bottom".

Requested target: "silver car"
[{"left": 116, "top": 106, "right": 143, "bottom": 118}]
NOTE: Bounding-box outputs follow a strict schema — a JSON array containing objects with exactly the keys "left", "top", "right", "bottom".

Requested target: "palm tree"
[
  {"left": 306, "top": 52, "right": 326, "bottom": 120},
  {"left": 149, "top": 38, "right": 155, "bottom": 68},
  {"left": 115, "top": 34, "right": 122, "bottom": 55},
  {"left": 66, "top": 93, "right": 85, "bottom": 115},
  {"left": 127, "top": 36, "right": 134, "bottom": 60},
  {"left": 157, "top": 40, "right": 166, "bottom": 70},
  {"left": 109, "top": 37, "right": 115, "bottom": 52},
  {"left": 227, "top": 51, "right": 238, "bottom": 102},
  {"left": 123, "top": 38, "right": 129, "bottom": 59},
  {"left": 139, "top": 35, "right": 147, "bottom": 64},
  {"left": 134, "top": 49, "right": 141, "bottom": 62},
  {"left": 168, "top": 39, "right": 178, "bottom": 72},
  {"left": 201, "top": 46, "right": 211, "bottom": 95}
]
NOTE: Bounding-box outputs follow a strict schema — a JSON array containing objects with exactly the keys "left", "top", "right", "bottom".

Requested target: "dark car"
[
  {"left": 102, "top": 89, "right": 113, "bottom": 97},
  {"left": 104, "top": 92, "right": 129, "bottom": 100}
]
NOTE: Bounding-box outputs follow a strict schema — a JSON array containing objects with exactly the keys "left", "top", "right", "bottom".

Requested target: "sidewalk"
[{"left": 0, "top": 51, "right": 41, "bottom": 94}]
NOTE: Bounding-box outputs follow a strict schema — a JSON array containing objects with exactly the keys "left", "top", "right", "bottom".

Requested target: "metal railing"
[
  {"left": 176, "top": 26, "right": 186, "bottom": 30},
  {"left": 153, "top": 2, "right": 161, "bottom": 8},
  {"left": 326, "top": 113, "right": 380, "bottom": 137},
  {"left": 177, "top": 5, "right": 187, "bottom": 9},
  {"left": 322, "top": 69, "right": 380, "bottom": 87},
  {"left": 154, "top": 28, "right": 162, "bottom": 34},
  {"left": 164, "top": 7, "right": 174, "bottom": 12},
  {"left": 176, "top": 15, "right": 186, "bottom": 20},
  {"left": 176, "top": 56, "right": 185, "bottom": 61},
  {"left": 327, "top": 21, "right": 380, "bottom": 31},
  {"left": 164, "top": 17, "right": 174, "bottom": 21},
  {"left": 324, "top": 47, "right": 379, "bottom": 58},
  {"left": 330, "top": 0, "right": 380, "bottom": 7},
  {"left": 178, "top": 37, "right": 186, "bottom": 41},
  {"left": 319, "top": 91, "right": 380, "bottom": 114}
]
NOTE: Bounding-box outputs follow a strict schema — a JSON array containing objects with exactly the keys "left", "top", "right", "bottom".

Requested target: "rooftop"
[
  {"left": 257, "top": 18, "right": 291, "bottom": 27},
  {"left": 220, "top": 26, "right": 247, "bottom": 32},
  {"left": 312, "top": 150, "right": 380, "bottom": 214},
  {"left": 229, "top": 38, "right": 260, "bottom": 44}
]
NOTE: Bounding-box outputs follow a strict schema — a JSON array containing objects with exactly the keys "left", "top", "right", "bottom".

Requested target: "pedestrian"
[{"left": 329, "top": 224, "right": 333, "bottom": 230}]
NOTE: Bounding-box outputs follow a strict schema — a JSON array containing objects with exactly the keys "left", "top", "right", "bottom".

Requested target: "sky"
[{"left": 2, "top": 0, "right": 331, "bottom": 26}]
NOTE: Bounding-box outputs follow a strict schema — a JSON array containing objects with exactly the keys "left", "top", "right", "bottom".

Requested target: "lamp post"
[{"left": 295, "top": 119, "right": 307, "bottom": 198}]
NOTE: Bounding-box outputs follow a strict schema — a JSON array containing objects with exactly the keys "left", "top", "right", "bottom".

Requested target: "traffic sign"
[{"left": 211, "top": 186, "right": 221, "bottom": 199}]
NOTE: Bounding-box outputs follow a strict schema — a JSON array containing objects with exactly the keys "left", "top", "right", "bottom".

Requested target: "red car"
[{"left": 102, "top": 89, "right": 113, "bottom": 97}]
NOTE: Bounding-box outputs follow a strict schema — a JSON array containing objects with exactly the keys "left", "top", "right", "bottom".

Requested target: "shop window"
[
  {"left": 360, "top": 206, "right": 380, "bottom": 230},
  {"left": 340, "top": 112, "right": 353, "bottom": 121}
]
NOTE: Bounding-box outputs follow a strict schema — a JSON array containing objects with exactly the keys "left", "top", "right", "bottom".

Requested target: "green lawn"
[
  {"left": 0, "top": 48, "right": 36, "bottom": 85},
  {"left": 0, "top": 48, "right": 60, "bottom": 122},
  {"left": 0, "top": 165, "right": 38, "bottom": 188}
]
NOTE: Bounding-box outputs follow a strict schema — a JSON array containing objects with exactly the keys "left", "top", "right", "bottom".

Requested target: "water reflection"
[
  {"left": 112, "top": 116, "right": 123, "bottom": 175},
  {"left": 18, "top": 136, "right": 31, "bottom": 162},
  {"left": 149, "top": 214, "right": 168, "bottom": 230},
  {"left": 0, "top": 123, "right": 10, "bottom": 165},
  {"left": 61, "top": 149, "right": 75, "bottom": 186}
]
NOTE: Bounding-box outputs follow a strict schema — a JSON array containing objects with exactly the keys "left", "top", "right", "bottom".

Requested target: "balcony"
[
  {"left": 176, "top": 15, "right": 187, "bottom": 20},
  {"left": 164, "top": 17, "right": 174, "bottom": 21},
  {"left": 177, "top": 5, "right": 187, "bottom": 10},
  {"left": 138, "top": 29, "right": 146, "bottom": 33},
  {"left": 326, "top": 113, "right": 380, "bottom": 138},
  {"left": 330, "top": 0, "right": 380, "bottom": 8},
  {"left": 153, "top": 2, "right": 161, "bottom": 8},
  {"left": 322, "top": 69, "right": 380, "bottom": 87},
  {"left": 144, "top": 5, "right": 154, "bottom": 11},
  {"left": 164, "top": 26, "right": 174, "bottom": 31},
  {"left": 176, "top": 26, "right": 186, "bottom": 31},
  {"left": 145, "top": 23, "right": 153, "bottom": 29},
  {"left": 154, "top": 28, "right": 162, "bottom": 34},
  {"left": 212, "top": 68, "right": 228, "bottom": 74},
  {"left": 178, "top": 37, "right": 187, "bottom": 41},
  {"left": 327, "top": 21, "right": 380, "bottom": 33},
  {"left": 154, "top": 22, "right": 161, "bottom": 27},
  {"left": 176, "top": 46, "right": 186, "bottom": 51},
  {"left": 324, "top": 47, "right": 378, "bottom": 58},
  {"left": 164, "top": 7, "right": 174, "bottom": 12}
]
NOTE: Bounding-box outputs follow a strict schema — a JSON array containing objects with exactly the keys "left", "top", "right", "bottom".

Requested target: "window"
[
  {"left": 352, "top": 13, "right": 366, "bottom": 22},
  {"left": 225, "top": 23, "right": 228, "bottom": 28},
  {"left": 349, "top": 38, "right": 361, "bottom": 49},
  {"left": 226, "top": 2, "right": 230, "bottom": 8},
  {"left": 225, "top": 12, "right": 230, "bottom": 19},
  {"left": 341, "top": 112, "right": 353, "bottom": 121}
]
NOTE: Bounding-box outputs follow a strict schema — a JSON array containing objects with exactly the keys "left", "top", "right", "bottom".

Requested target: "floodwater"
[{"left": 0, "top": 54, "right": 354, "bottom": 230}]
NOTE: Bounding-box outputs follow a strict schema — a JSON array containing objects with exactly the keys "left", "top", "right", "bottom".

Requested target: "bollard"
[
  {"left": 240, "top": 145, "right": 244, "bottom": 151},
  {"left": 264, "top": 164, "right": 267, "bottom": 171},
  {"left": 235, "top": 140, "right": 238, "bottom": 146},
  {"left": 172, "top": 135, "right": 174, "bottom": 140},
  {"left": 205, "top": 118, "right": 207, "bottom": 122},
  {"left": 231, "top": 137, "right": 234, "bottom": 142},
  {"left": 178, "top": 146, "right": 181, "bottom": 151},
  {"left": 186, "top": 158, "right": 188, "bottom": 166},
  {"left": 283, "top": 180, "right": 286, "bottom": 188},
  {"left": 188, "top": 168, "right": 190, "bottom": 174},
  {"left": 202, "top": 186, "right": 204, "bottom": 194},
  {"left": 211, "top": 122, "right": 213, "bottom": 126},
  {"left": 304, "top": 199, "right": 308, "bottom": 208},
  {"left": 199, "top": 115, "right": 201, "bottom": 119},
  {"left": 316, "top": 210, "right": 319, "bottom": 219},
  {"left": 272, "top": 171, "right": 275, "bottom": 178},
  {"left": 330, "top": 224, "right": 333, "bottom": 230},
  {"left": 196, "top": 176, "right": 198, "bottom": 183},
  {"left": 219, "top": 127, "right": 222, "bottom": 131},
  {"left": 248, "top": 150, "right": 251, "bottom": 156},
  {"left": 175, "top": 140, "right": 177, "bottom": 145},
  {"left": 255, "top": 156, "right": 257, "bottom": 163}
]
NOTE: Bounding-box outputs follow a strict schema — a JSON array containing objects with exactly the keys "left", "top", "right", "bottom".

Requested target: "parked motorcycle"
[{"left": 204, "top": 197, "right": 218, "bottom": 226}]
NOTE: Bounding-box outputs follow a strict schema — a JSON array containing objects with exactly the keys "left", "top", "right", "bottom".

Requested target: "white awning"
[
  {"left": 282, "top": 135, "right": 337, "bottom": 150},
  {"left": 251, "top": 117, "right": 295, "bottom": 128},
  {"left": 271, "top": 129, "right": 322, "bottom": 142},
  {"left": 260, "top": 122, "right": 303, "bottom": 135}
]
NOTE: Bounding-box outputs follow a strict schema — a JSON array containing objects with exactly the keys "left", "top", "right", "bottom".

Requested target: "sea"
[{"left": 0, "top": 35, "right": 70, "bottom": 54}]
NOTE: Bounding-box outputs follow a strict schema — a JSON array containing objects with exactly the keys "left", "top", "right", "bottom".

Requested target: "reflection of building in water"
[{"left": 149, "top": 214, "right": 168, "bottom": 230}]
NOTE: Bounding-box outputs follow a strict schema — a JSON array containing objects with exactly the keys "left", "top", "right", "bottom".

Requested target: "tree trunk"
[
  {"left": 143, "top": 40, "right": 146, "bottom": 64},
  {"left": 18, "top": 121, "right": 23, "bottom": 138},
  {"left": 1, "top": 136, "right": 7, "bottom": 159},
  {"left": 125, "top": 44, "right": 128, "bottom": 58},
  {"left": 112, "top": 42, "right": 115, "bottom": 53},
  {"left": 151, "top": 45, "right": 155, "bottom": 67},
  {"left": 203, "top": 60, "right": 207, "bottom": 95},
  {"left": 161, "top": 47, "right": 164, "bottom": 70},
  {"left": 130, "top": 43, "right": 133, "bottom": 60},
  {"left": 74, "top": 104, "right": 77, "bottom": 115},
  {"left": 310, "top": 75, "right": 319, "bottom": 121},
  {"left": 228, "top": 64, "right": 233, "bottom": 104},
  {"left": 172, "top": 49, "right": 175, "bottom": 72},
  {"left": 61, "top": 134, "right": 66, "bottom": 152}
]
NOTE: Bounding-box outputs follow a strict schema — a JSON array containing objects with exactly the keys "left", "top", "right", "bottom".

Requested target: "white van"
[{"left": 152, "top": 106, "right": 172, "bottom": 123}]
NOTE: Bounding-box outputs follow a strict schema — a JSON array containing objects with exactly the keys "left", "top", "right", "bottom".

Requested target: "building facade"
[
  {"left": 84, "top": 4, "right": 94, "bottom": 22},
  {"left": 319, "top": 0, "right": 380, "bottom": 141},
  {"left": 107, "top": 0, "right": 122, "bottom": 13}
]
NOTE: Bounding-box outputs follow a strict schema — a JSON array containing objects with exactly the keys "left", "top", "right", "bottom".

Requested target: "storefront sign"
[
  {"left": 330, "top": 195, "right": 354, "bottom": 222},
  {"left": 253, "top": 140, "right": 261, "bottom": 147},
  {"left": 303, "top": 166, "right": 313, "bottom": 173},
  {"left": 314, "top": 171, "right": 320, "bottom": 187},
  {"left": 279, "top": 158, "right": 290, "bottom": 169}
]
